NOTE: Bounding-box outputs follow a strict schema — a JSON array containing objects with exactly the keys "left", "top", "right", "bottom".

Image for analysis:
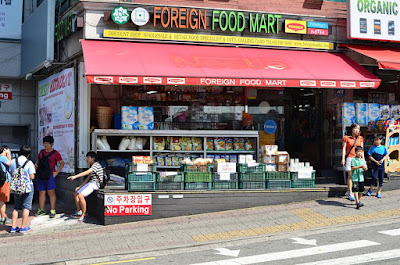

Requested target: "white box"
[
  {"left": 368, "top": 103, "right": 380, "bottom": 122},
  {"left": 342, "top": 103, "right": 356, "bottom": 125},
  {"left": 356, "top": 103, "right": 368, "bottom": 126},
  {"left": 380, "top": 105, "right": 391, "bottom": 120},
  {"left": 138, "top": 107, "right": 154, "bottom": 130},
  {"left": 121, "top": 106, "right": 138, "bottom": 130}
]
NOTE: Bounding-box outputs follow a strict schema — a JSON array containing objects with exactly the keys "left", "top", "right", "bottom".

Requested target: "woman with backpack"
[{"left": 9, "top": 146, "right": 36, "bottom": 233}]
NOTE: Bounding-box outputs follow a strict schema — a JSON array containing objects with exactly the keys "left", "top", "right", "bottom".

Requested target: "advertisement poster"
[
  {"left": 0, "top": 0, "right": 23, "bottom": 39},
  {"left": 105, "top": 194, "right": 152, "bottom": 216},
  {"left": 38, "top": 68, "right": 75, "bottom": 173}
]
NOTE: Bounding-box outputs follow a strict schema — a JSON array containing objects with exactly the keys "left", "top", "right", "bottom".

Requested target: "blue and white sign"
[
  {"left": 264, "top": 120, "right": 277, "bottom": 134},
  {"left": 0, "top": 0, "right": 23, "bottom": 39},
  {"left": 307, "top": 21, "right": 329, "bottom": 29}
]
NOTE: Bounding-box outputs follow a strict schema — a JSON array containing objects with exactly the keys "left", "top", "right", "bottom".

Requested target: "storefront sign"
[
  {"left": 0, "top": 84, "right": 12, "bottom": 100},
  {"left": 112, "top": 6, "right": 130, "bottom": 25},
  {"left": 105, "top": 194, "right": 152, "bottom": 216},
  {"left": 307, "top": 21, "right": 329, "bottom": 29},
  {"left": 88, "top": 75, "right": 379, "bottom": 89},
  {"left": 103, "top": 30, "right": 334, "bottom": 50},
  {"left": 38, "top": 68, "right": 75, "bottom": 173},
  {"left": 264, "top": 120, "right": 277, "bottom": 134},
  {"left": 0, "top": 0, "right": 23, "bottom": 39},
  {"left": 55, "top": 13, "right": 77, "bottom": 43},
  {"left": 347, "top": 0, "right": 400, "bottom": 41},
  {"left": 285, "top": 20, "right": 307, "bottom": 34},
  {"left": 131, "top": 7, "right": 150, "bottom": 26},
  {"left": 307, "top": 28, "right": 329, "bottom": 35}
]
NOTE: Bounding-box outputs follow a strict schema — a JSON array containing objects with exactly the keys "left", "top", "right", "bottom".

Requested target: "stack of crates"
[
  {"left": 212, "top": 172, "right": 239, "bottom": 190},
  {"left": 265, "top": 171, "right": 291, "bottom": 190},
  {"left": 182, "top": 164, "right": 212, "bottom": 190},
  {"left": 156, "top": 172, "right": 184, "bottom": 190},
  {"left": 291, "top": 171, "right": 316, "bottom": 188},
  {"left": 125, "top": 164, "right": 156, "bottom": 191},
  {"left": 238, "top": 164, "right": 266, "bottom": 189}
]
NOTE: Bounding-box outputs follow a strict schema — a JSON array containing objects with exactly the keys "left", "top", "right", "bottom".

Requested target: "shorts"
[
  {"left": 0, "top": 182, "right": 10, "bottom": 202},
  {"left": 77, "top": 182, "right": 99, "bottom": 197},
  {"left": 353, "top": 181, "right": 365, "bottom": 193},
  {"left": 345, "top": 157, "right": 354, "bottom": 172},
  {"left": 14, "top": 191, "right": 34, "bottom": 210},
  {"left": 372, "top": 168, "right": 385, "bottom": 187},
  {"left": 37, "top": 175, "right": 56, "bottom": 191}
]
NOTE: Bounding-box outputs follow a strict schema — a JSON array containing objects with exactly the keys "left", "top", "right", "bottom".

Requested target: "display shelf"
[
  {"left": 154, "top": 166, "right": 181, "bottom": 169},
  {"left": 92, "top": 129, "right": 259, "bottom": 164},
  {"left": 386, "top": 125, "right": 400, "bottom": 173}
]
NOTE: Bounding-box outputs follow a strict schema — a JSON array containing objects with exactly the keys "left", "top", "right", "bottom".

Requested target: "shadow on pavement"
[{"left": 316, "top": 199, "right": 354, "bottom": 208}]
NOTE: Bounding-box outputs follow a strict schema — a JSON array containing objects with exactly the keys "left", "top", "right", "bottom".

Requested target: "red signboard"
[
  {"left": 0, "top": 84, "right": 12, "bottom": 100},
  {"left": 307, "top": 28, "right": 329, "bottom": 36},
  {"left": 104, "top": 194, "right": 152, "bottom": 216},
  {"left": 87, "top": 76, "right": 380, "bottom": 89}
]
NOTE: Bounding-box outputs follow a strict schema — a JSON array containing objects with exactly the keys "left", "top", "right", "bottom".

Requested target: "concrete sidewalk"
[{"left": 2, "top": 188, "right": 400, "bottom": 265}]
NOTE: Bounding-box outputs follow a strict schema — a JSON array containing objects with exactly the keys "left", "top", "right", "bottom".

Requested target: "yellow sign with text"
[
  {"left": 285, "top": 20, "right": 307, "bottom": 34},
  {"left": 103, "top": 30, "right": 333, "bottom": 50}
]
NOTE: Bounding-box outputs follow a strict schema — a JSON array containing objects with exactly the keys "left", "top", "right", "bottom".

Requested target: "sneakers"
[
  {"left": 0, "top": 217, "right": 12, "bottom": 225},
  {"left": 376, "top": 193, "right": 382, "bottom": 198},
  {"left": 356, "top": 202, "right": 364, "bottom": 209},
  {"left": 72, "top": 210, "right": 82, "bottom": 218},
  {"left": 78, "top": 214, "right": 87, "bottom": 222},
  {"left": 367, "top": 190, "right": 372, "bottom": 196},
  {"left": 9, "top": 227, "right": 19, "bottom": 233},
  {"left": 19, "top": 227, "right": 31, "bottom": 233},
  {"left": 50, "top": 210, "right": 56, "bottom": 218},
  {"left": 348, "top": 193, "right": 355, "bottom": 201},
  {"left": 35, "top": 209, "right": 46, "bottom": 217}
]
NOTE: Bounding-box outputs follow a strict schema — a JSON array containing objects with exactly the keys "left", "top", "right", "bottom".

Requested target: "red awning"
[
  {"left": 82, "top": 40, "right": 380, "bottom": 89},
  {"left": 342, "top": 44, "right": 400, "bottom": 71}
]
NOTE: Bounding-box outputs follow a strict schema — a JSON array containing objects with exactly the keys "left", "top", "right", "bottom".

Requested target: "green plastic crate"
[
  {"left": 290, "top": 171, "right": 316, "bottom": 180},
  {"left": 212, "top": 173, "right": 238, "bottom": 182},
  {"left": 212, "top": 181, "right": 238, "bottom": 190},
  {"left": 181, "top": 164, "right": 211, "bottom": 172},
  {"left": 291, "top": 179, "right": 315, "bottom": 189},
  {"left": 266, "top": 180, "right": 291, "bottom": 190},
  {"left": 238, "top": 163, "right": 265, "bottom": 173},
  {"left": 127, "top": 172, "right": 156, "bottom": 182},
  {"left": 185, "top": 182, "right": 212, "bottom": 190},
  {"left": 239, "top": 172, "right": 266, "bottom": 181},
  {"left": 239, "top": 181, "right": 266, "bottom": 189},
  {"left": 185, "top": 172, "right": 212, "bottom": 182},
  {"left": 126, "top": 163, "right": 154, "bottom": 172},
  {"left": 127, "top": 181, "right": 155, "bottom": 191},
  {"left": 156, "top": 182, "right": 184, "bottom": 190},
  {"left": 266, "top": 172, "right": 290, "bottom": 180},
  {"left": 157, "top": 172, "right": 184, "bottom": 182}
]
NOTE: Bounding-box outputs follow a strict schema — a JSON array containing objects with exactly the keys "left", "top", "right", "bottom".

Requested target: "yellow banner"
[{"left": 103, "top": 30, "right": 334, "bottom": 50}]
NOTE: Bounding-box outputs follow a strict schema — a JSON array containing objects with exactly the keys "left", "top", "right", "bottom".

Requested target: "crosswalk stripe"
[
  {"left": 190, "top": 240, "right": 379, "bottom": 265},
  {"left": 296, "top": 249, "right": 400, "bottom": 265},
  {"left": 378, "top": 228, "right": 400, "bottom": 236}
]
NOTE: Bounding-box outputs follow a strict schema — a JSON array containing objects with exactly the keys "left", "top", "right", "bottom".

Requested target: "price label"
[{"left": 136, "top": 163, "right": 149, "bottom": 172}]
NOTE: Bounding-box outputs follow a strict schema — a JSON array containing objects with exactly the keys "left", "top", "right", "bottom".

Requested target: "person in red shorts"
[{"left": 34, "top": 136, "right": 64, "bottom": 218}]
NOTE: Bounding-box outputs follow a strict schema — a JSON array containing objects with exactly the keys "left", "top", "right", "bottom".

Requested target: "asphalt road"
[{"left": 71, "top": 217, "right": 400, "bottom": 265}]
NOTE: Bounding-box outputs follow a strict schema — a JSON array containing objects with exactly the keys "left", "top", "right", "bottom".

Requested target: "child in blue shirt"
[{"left": 367, "top": 134, "right": 388, "bottom": 198}]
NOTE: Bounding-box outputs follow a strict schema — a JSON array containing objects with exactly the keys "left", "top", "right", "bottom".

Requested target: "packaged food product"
[
  {"left": 132, "top": 156, "right": 144, "bottom": 164},
  {"left": 143, "top": 156, "right": 153, "bottom": 164},
  {"left": 181, "top": 158, "right": 192, "bottom": 165},
  {"left": 238, "top": 155, "right": 246, "bottom": 164},
  {"left": 215, "top": 137, "right": 226, "bottom": 151},
  {"left": 234, "top": 138, "right": 245, "bottom": 151},
  {"left": 172, "top": 156, "right": 180, "bottom": 166},
  {"left": 153, "top": 137, "right": 165, "bottom": 151},
  {"left": 245, "top": 138, "right": 256, "bottom": 151},
  {"left": 181, "top": 137, "right": 192, "bottom": 151},
  {"left": 192, "top": 137, "right": 203, "bottom": 151},
  {"left": 215, "top": 159, "right": 226, "bottom": 163},
  {"left": 165, "top": 156, "right": 173, "bottom": 166},
  {"left": 230, "top": 155, "right": 238, "bottom": 163},
  {"left": 206, "top": 138, "right": 214, "bottom": 151},
  {"left": 170, "top": 137, "right": 182, "bottom": 151},
  {"left": 156, "top": 156, "right": 165, "bottom": 166},
  {"left": 225, "top": 138, "right": 234, "bottom": 151}
]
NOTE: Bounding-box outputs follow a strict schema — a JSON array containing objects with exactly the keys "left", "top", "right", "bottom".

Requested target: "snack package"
[
  {"left": 153, "top": 137, "right": 166, "bottom": 151},
  {"left": 192, "top": 137, "right": 203, "bottom": 151},
  {"left": 132, "top": 156, "right": 144, "bottom": 164},
  {"left": 170, "top": 137, "right": 182, "bottom": 151},
  {"left": 238, "top": 155, "right": 246, "bottom": 164},
  {"left": 234, "top": 138, "right": 245, "bottom": 151},
  {"left": 143, "top": 156, "right": 153, "bottom": 164},
  {"left": 214, "top": 138, "right": 226, "bottom": 151},
  {"left": 172, "top": 156, "right": 180, "bottom": 166},
  {"left": 230, "top": 155, "right": 238, "bottom": 163},
  {"left": 245, "top": 138, "right": 256, "bottom": 151},
  {"left": 181, "top": 137, "right": 193, "bottom": 151},
  {"left": 206, "top": 138, "right": 214, "bottom": 151},
  {"left": 156, "top": 155, "right": 165, "bottom": 166},
  {"left": 225, "top": 138, "right": 234, "bottom": 151},
  {"left": 380, "top": 105, "right": 391, "bottom": 120},
  {"left": 165, "top": 156, "right": 173, "bottom": 166}
]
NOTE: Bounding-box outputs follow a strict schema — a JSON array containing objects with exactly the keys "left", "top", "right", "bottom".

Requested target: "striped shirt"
[{"left": 89, "top": 162, "right": 103, "bottom": 188}]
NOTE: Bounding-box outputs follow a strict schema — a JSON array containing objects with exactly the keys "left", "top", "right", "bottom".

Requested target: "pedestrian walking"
[
  {"left": 367, "top": 134, "right": 388, "bottom": 198},
  {"left": 342, "top": 123, "right": 364, "bottom": 201},
  {"left": 34, "top": 136, "right": 64, "bottom": 218},
  {"left": 9, "top": 145, "right": 36, "bottom": 233},
  {"left": 67, "top": 151, "right": 103, "bottom": 221},
  {"left": 351, "top": 146, "right": 368, "bottom": 209},
  {"left": 0, "top": 145, "right": 12, "bottom": 225}
]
